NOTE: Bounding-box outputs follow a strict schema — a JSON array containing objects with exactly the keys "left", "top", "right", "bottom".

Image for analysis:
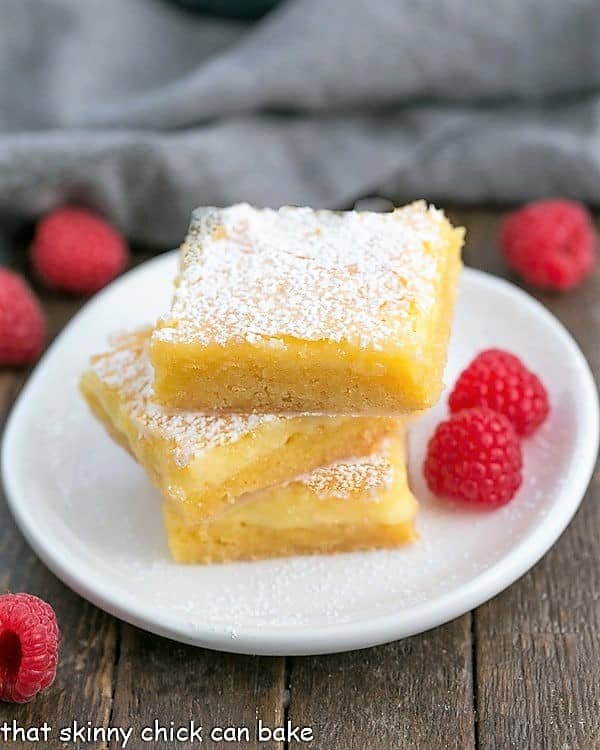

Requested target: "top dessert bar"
[{"left": 150, "top": 202, "right": 464, "bottom": 415}]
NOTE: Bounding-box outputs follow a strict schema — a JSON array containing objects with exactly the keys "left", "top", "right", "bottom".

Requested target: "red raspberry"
[
  {"left": 0, "top": 593, "right": 59, "bottom": 703},
  {"left": 424, "top": 408, "right": 523, "bottom": 507},
  {"left": 500, "top": 199, "right": 597, "bottom": 290},
  {"left": 449, "top": 349, "right": 550, "bottom": 437},
  {"left": 31, "top": 207, "right": 129, "bottom": 294},
  {"left": 0, "top": 269, "right": 46, "bottom": 366}
]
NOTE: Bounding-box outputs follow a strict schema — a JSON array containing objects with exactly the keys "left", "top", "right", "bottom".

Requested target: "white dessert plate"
[{"left": 3, "top": 254, "right": 598, "bottom": 655}]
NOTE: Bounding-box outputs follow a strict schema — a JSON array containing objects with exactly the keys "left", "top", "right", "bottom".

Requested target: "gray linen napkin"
[{"left": 1, "top": 0, "right": 599, "bottom": 245}]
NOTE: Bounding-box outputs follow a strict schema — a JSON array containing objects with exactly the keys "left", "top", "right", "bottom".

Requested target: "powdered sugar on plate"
[{"left": 4, "top": 254, "right": 595, "bottom": 653}]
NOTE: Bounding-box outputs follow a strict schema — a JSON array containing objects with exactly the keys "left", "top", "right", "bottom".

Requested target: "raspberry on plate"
[
  {"left": 0, "top": 269, "right": 46, "bottom": 366},
  {"left": 423, "top": 407, "right": 523, "bottom": 507},
  {"left": 0, "top": 593, "right": 59, "bottom": 703},
  {"left": 449, "top": 348, "right": 550, "bottom": 437},
  {"left": 500, "top": 199, "right": 597, "bottom": 291},
  {"left": 31, "top": 206, "right": 129, "bottom": 294}
]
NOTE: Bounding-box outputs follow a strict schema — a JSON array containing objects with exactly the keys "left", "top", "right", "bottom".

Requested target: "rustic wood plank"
[
  {"left": 0, "top": 288, "right": 120, "bottom": 749},
  {"left": 1, "top": 255, "right": 288, "bottom": 750},
  {"left": 474, "top": 483, "right": 600, "bottom": 750},
  {"left": 450, "top": 208, "right": 600, "bottom": 749},
  {"left": 287, "top": 616, "right": 475, "bottom": 750},
  {"left": 0, "top": 376, "right": 118, "bottom": 749},
  {"left": 3, "top": 219, "right": 599, "bottom": 750},
  {"left": 110, "top": 625, "right": 285, "bottom": 750}
]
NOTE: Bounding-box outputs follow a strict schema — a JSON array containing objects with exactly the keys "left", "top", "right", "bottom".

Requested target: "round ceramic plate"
[{"left": 3, "top": 254, "right": 598, "bottom": 655}]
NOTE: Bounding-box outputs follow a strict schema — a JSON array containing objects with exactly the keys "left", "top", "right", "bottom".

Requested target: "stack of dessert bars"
[{"left": 81, "top": 202, "right": 463, "bottom": 563}]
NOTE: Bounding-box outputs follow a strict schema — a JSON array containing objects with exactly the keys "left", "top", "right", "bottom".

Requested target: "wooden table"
[{"left": 1, "top": 209, "right": 598, "bottom": 749}]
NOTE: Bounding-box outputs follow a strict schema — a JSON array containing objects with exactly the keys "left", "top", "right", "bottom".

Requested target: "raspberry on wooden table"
[
  {"left": 423, "top": 408, "right": 523, "bottom": 507},
  {"left": 31, "top": 206, "right": 129, "bottom": 294},
  {"left": 500, "top": 199, "right": 597, "bottom": 291},
  {"left": 0, "top": 268, "right": 46, "bottom": 366},
  {"left": 0, "top": 593, "right": 59, "bottom": 703},
  {"left": 449, "top": 349, "right": 550, "bottom": 437}
]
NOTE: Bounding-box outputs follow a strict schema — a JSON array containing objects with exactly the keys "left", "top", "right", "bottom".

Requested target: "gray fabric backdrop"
[{"left": 2, "top": 0, "right": 600, "bottom": 246}]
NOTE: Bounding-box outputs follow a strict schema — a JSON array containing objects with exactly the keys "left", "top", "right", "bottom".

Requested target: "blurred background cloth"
[{"left": 2, "top": 0, "right": 600, "bottom": 246}]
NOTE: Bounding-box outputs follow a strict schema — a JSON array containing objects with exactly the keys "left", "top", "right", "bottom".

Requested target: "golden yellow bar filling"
[
  {"left": 150, "top": 202, "right": 463, "bottom": 415},
  {"left": 80, "top": 330, "right": 399, "bottom": 524},
  {"left": 164, "top": 432, "right": 417, "bottom": 564}
]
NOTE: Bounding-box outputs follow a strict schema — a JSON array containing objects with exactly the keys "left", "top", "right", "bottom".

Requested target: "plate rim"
[{"left": 2, "top": 262, "right": 598, "bottom": 655}]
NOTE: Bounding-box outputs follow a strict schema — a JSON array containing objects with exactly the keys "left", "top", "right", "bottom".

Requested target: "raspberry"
[
  {"left": 500, "top": 199, "right": 597, "bottom": 290},
  {"left": 0, "top": 593, "right": 59, "bottom": 703},
  {"left": 423, "top": 408, "right": 523, "bottom": 507},
  {"left": 31, "top": 207, "right": 129, "bottom": 294},
  {"left": 0, "top": 269, "right": 46, "bottom": 366},
  {"left": 449, "top": 349, "right": 550, "bottom": 437}
]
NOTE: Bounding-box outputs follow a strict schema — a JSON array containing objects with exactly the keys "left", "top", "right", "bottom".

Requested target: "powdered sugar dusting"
[
  {"left": 90, "top": 331, "right": 285, "bottom": 467},
  {"left": 298, "top": 453, "right": 394, "bottom": 499},
  {"left": 154, "top": 202, "right": 457, "bottom": 350}
]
